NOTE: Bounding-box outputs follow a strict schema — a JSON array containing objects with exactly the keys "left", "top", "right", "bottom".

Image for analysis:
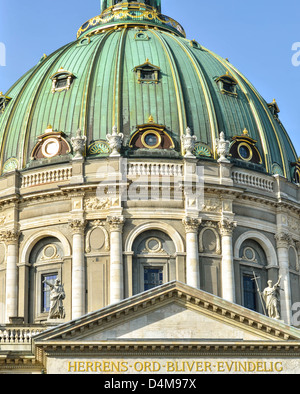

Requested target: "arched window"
[
  {"left": 237, "top": 239, "right": 268, "bottom": 313},
  {"left": 289, "top": 246, "right": 300, "bottom": 306},
  {"left": 28, "top": 237, "right": 64, "bottom": 323},
  {"left": 132, "top": 230, "right": 176, "bottom": 295}
]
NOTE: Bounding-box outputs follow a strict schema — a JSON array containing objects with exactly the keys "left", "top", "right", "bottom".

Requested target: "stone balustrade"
[
  {"left": 0, "top": 326, "right": 46, "bottom": 349},
  {"left": 232, "top": 170, "right": 274, "bottom": 192},
  {"left": 21, "top": 167, "right": 72, "bottom": 188},
  {"left": 127, "top": 162, "right": 183, "bottom": 177}
]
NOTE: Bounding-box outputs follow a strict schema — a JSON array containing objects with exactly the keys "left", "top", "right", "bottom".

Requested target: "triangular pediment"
[{"left": 34, "top": 281, "right": 300, "bottom": 345}]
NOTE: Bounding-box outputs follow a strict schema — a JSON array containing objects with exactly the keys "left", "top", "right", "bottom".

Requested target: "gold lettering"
[
  {"left": 275, "top": 362, "right": 283, "bottom": 372},
  {"left": 195, "top": 362, "right": 203, "bottom": 372},
  {"left": 86, "top": 362, "right": 94, "bottom": 372},
  {"left": 94, "top": 361, "right": 102, "bottom": 372},
  {"left": 78, "top": 362, "right": 85, "bottom": 372},
  {"left": 217, "top": 362, "right": 225, "bottom": 372},
  {"left": 67, "top": 362, "right": 77, "bottom": 372},
  {"left": 204, "top": 362, "right": 212, "bottom": 372}
]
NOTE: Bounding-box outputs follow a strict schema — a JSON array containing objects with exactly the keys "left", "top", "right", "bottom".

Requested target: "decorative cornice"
[{"left": 34, "top": 340, "right": 300, "bottom": 358}]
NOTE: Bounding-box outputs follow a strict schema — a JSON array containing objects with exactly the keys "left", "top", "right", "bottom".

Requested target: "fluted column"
[
  {"left": 107, "top": 216, "right": 125, "bottom": 304},
  {"left": 183, "top": 217, "right": 201, "bottom": 289},
  {"left": 0, "top": 230, "right": 20, "bottom": 323},
  {"left": 218, "top": 219, "right": 236, "bottom": 303},
  {"left": 275, "top": 232, "right": 292, "bottom": 325},
  {"left": 69, "top": 219, "right": 87, "bottom": 319}
]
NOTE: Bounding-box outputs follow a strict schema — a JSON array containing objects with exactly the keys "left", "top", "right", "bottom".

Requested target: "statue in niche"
[
  {"left": 262, "top": 276, "right": 282, "bottom": 320},
  {"left": 43, "top": 278, "right": 66, "bottom": 320}
]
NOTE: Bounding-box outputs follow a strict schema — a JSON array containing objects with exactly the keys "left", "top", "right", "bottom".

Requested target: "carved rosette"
[
  {"left": 69, "top": 219, "right": 87, "bottom": 235},
  {"left": 0, "top": 229, "right": 20, "bottom": 245},
  {"left": 218, "top": 219, "right": 237, "bottom": 236},
  {"left": 182, "top": 217, "right": 201, "bottom": 233},
  {"left": 107, "top": 216, "right": 125, "bottom": 233},
  {"left": 275, "top": 232, "right": 293, "bottom": 248}
]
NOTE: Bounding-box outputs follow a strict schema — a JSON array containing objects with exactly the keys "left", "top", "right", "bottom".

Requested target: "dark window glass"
[
  {"left": 144, "top": 268, "right": 163, "bottom": 291},
  {"left": 144, "top": 133, "right": 158, "bottom": 147},
  {"left": 223, "top": 82, "right": 234, "bottom": 93},
  {"left": 141, "top": 70, "right": 155, "bottom": 80},
  {"left": 243, "top": 275, "right": 257, "bottom": 311},
  {"left": 56, "top": 78, "right": 68, "bottom": 89},
  {"left": 239, "top": 145, "right": 251, "bottom": 160}
]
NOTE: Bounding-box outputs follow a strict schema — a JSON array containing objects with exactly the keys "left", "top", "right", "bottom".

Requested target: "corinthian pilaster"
[
  {"left": 218, "top": 219, "right": 237, "bottom": 303},
  {"left": 69, "top": 219, "right": 87, "bottom": 235},
  {"left": 183, "top": 217, "right": 201, "bottom": 289},
  {"left": 218, "top": 219, "right": 236, "bottom": 236},
  {"left": 0, "top": 230, "right": 20, "bottom": 323},
  {"left": 69, "top": 219, "right": 87, "bottom": 319},
  {"left": 275, "top": 231, "right": 292, "bottom": 325},
  {"left": 107, "top": 216, "right": 125, "bottom": 304}
]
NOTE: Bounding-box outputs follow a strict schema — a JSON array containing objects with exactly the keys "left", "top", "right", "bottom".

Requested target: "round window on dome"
[
  {"left": 238, "top": 143, "right": 253, "bottom": 162},
  {"left": 141, "top": 130, "right": 161, "bottom": 149},
  {"left": 41, "top": 138, "right": 60, "bottom": 158}
]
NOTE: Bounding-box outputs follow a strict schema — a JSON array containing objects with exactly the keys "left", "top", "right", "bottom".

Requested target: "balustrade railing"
[
  {"left": 21, "top": 167, "right": 72, "bottom": 188},
  {"left": 232, "top": 170, "right": 274, "bottom": 192},
  {"left": 0, "top": 326, "right": 45, "bottom": 344}
]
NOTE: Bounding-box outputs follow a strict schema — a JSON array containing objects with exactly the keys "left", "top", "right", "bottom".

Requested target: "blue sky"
[{"left": 1, "top": 0, "right": 299, "bottom": 154}]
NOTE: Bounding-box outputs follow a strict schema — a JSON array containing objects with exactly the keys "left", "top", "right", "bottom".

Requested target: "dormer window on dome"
[
  {"left": 216, "top": 72, "right": 238, "bottom": 97},
  {"left": 129, "top": 116, "right": 174, "bottom": 150},
  {"left": 230, "top": 129, "right": 262, "bottom": 165},
  {"left": 134, "top": 59, "right": 160, "bottom": 84},
  {"left": 31, "top": 125, "right": 71, "bottom": 160},
  {"left": 292, "top": 158, "right": 300, "bottom": 184},
  {"left": 0, "top": 92, "right": 11, "bottom": 114},
  {"left": 50, "top": 68, "right": 75, "bottom": 93},
  {"left": 267, "top": 99, "right": 280, "bottom": 119}
]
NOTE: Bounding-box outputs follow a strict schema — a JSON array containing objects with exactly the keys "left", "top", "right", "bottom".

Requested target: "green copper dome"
[{"left": 0, "top": 1, "right": 298, "bottom": 180}]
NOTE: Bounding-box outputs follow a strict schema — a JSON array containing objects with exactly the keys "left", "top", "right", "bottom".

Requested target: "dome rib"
[
  {"left": 79, "top": 30, "right": 116, "bottom": 137},
  {"left": 151, "top": 30, "right": 187, "bottom": 154},
  {"left": 113, "top": 27, "right": 128, "bottom": 132},
  {"left": 164, "top": 33, "right": 219, "bottom": 159}
]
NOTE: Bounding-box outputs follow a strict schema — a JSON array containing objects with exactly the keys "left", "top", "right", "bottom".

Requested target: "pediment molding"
[{"left": 34, "top": 281, "right": 300, "bottom": 344}]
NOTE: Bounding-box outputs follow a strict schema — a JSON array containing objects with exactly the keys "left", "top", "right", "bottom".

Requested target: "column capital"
[
  {"left": 275, "top": 232, "right": 293, "bottom": 248},
  {"left": 218, "top": 219, "right": 237, "bottom": 236},
  {"left": 107, "top": 216, "right": 125, "bottom": 232},
  {"left": 69, "top": 219, "right": 87, "bottom": 235},
  {"left": 0, "top": 229, "right": 20, "bottom": 245},
  {"left": 182, "top": 217, "right": 201, "bottom": 233}
]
